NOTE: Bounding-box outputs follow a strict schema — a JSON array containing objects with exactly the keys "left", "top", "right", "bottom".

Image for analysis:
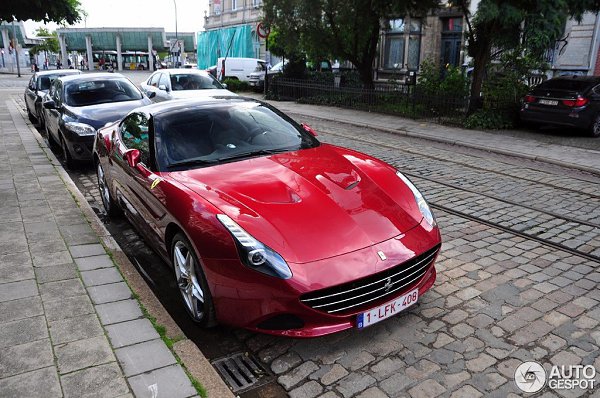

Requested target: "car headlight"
[
  {"left": 217, "top": 214, "right": 292, "bottom": 279},
  {"left": 396, "top": 171, "right": 436, "bottom": 227},
  {"left": 65, "top": 122, "right": 96, "bottom": 136}
]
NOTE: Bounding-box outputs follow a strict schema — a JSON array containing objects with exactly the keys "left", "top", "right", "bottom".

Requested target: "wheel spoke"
[
  {"left": 174, "top": 245, "right": 188, "bottom": 277},
  {"left": 190, "top": 275, "right": 204, "bottom": 302}
]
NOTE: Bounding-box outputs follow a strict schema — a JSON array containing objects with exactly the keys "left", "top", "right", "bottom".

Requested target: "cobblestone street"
[{"left": 5, "top": 84, "right": 600, "bottom": 397}]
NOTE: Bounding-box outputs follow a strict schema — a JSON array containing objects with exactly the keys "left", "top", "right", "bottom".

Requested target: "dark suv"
[{"left": 520, "top": 76, "right": 600, "bottom": 137}]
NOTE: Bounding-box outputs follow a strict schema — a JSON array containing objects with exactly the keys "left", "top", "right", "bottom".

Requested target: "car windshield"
[
  {"left": 65, "top": 78, "right": 143, "bottom": 106},
  {"left": 170, "top": 73, "right": 224, "bottom": 91},
  {"left": 271, "top": 61, "right": 285, "bottom": 72},
  {"left": 155, "top": 102, "right": 319, "bottom": 171}
]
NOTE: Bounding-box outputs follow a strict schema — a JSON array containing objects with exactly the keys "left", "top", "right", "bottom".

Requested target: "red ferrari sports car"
[{"left": 93, "top": 97, "right": 441, "bottom": 337}]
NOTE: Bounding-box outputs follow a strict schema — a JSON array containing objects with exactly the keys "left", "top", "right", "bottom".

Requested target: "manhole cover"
[{"left": 212, "top": 352, "right": 270, "bottom": 393}]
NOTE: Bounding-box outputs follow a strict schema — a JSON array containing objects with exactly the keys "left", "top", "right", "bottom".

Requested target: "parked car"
[
  {"left": 93, "top": 97, "right": 441, "bottom": 337},
  {"left": 520, "top": 76, "right": 600, "bottom": 137},
  {"left": 24, "top": 69, "right": 81, "bottom": 127},
  {"left": 140, "top": 69, "right": 237, "bottom": 102},
  {"left": 43, "top": 73, "right": 151, "bottom": 168},
  {"left": 216, "top": 57, "right": 265, "bottom": 82},
  {"left": 248, "top": 60, "right": 288, "bottom": 91}
]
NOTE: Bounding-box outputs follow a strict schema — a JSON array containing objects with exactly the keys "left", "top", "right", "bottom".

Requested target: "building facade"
[
  {"left": 375, "top": 3, "right": 476, "bottom": 81},
  {"left": 549, "top": 12, "right": 600, "bottom": 76},
  {"left": 198, "top": 0, "right": 265, "bottom": 69}
]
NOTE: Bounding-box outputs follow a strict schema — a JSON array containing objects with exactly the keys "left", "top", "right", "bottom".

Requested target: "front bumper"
[
  {"left": 203, "top": 219, "right": 441, "bottom": 337},
  {"left": 62, "top": 129, "right": 95, "bottom": 161}
]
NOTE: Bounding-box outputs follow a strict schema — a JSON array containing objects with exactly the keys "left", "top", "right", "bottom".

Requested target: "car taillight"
[
  {"left": 562, "top": 96, "right": 589, "bottom": 107},
  {"left": 524, "top": 95, "right": 536, "bottom": 103}
]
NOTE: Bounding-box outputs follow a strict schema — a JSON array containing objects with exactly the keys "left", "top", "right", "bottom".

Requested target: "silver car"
[{"left": 140, "top": 69, "right": 237, "bottom": 102}]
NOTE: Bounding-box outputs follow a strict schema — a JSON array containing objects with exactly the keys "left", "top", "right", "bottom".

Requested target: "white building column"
[
  {"left": 147, "top": 35, "right": 154, "bottom": 72},
  {"left": 1, "top": 29, "right": 10, "bottom": 68},
  {"left": 179, "top": 40, "right": 184, "bottom": 66},
  {"left": 59, "top": 34, "right": 68, "bottom": 67},
  {"left": 116, "top": 34, "right": 123, "bottom": 71},
  {"left": 85, "top": 35, "right": 93, "bottom": 70}
]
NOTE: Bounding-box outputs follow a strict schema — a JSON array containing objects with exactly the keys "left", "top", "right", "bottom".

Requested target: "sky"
[{"left": 23, "top": 0, "right": 209, "bottom": 37}]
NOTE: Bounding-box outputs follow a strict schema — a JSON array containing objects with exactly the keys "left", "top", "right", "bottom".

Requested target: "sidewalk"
[
  {"left": 249, "top": 95, "right": 600, "bottom": 176},
  {"left": 0, "top": 98, "right": 232, "bottom": 397}
]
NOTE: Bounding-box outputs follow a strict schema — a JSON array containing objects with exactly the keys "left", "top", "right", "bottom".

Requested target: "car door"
[
  {"left": 45, "top": 80, "right": 63, "bottom": 143},
  {"left": 24, "top": 75, "right": 37, "bottom": 113},
  {"left": 142, "top": 72, "right": 161, "bottom": 101},
  {"left": 113, "top": 112, "right": 167, "bottom": 248},
  {"left": 155, "top": 73, "right": 172, "bottom": 102}
]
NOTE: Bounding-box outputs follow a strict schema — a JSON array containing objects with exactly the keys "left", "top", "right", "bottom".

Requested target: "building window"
[
  {"left": 232, "top": 0, "right": 238, "bottom": 11},
  {"left": 213, "top": 0, "right": 222, "bottom": 15},
  {"left": 383, "top": 18, "right": 422, "bottom": 71},
  {"left": 441, "top": 17, "right": 463, "bottom": 67},
  {"left": 252, "top": 0, "right": 261, "bottom": 7}
]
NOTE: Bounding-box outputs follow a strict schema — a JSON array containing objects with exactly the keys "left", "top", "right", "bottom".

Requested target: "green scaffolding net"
[{"left": 197, "top": 25, "right": 255, "bottom": 69}]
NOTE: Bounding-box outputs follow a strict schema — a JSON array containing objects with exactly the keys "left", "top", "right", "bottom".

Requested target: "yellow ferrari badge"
[{"left": 150, "top": 178, "right": 162, "bottom": 190}]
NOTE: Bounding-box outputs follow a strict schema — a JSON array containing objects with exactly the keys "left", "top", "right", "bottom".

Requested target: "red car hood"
[{"left": 169, "top": 144, "right": 422, "bottom": 263}]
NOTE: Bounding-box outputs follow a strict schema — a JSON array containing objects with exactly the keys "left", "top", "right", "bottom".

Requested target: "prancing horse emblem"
[
  {"left": 383, "top": 277, "right": 393, "bottom": 292},
  {"left": 377, "top": 251, "right": 387, "bottom": 261}
]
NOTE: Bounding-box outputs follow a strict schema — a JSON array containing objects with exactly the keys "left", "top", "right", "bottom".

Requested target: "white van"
[{"left": 216, "top": 57, "right": 266, "bottom": 82}]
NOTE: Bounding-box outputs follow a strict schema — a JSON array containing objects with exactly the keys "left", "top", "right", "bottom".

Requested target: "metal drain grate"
[{"left": 212, "top": 352, "right": 268, "bottom": 393}]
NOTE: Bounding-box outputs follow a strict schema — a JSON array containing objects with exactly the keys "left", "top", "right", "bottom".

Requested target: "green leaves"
[
  {"left": 263, "top": 0, "right": 439, "bottom": 87},
  {"left": 0, "top": 0, "right": 81, "bottom": 25}
]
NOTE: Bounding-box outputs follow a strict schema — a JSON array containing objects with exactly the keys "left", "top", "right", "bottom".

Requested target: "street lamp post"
[
  {"left": 12, "top": 17, "right": 20, "bottom": 77},
  {"left": 173, "top": 0, "right": 179, "bottom": 68}
]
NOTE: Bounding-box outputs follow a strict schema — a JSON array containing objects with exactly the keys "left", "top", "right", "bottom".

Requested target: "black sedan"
[
  {"left": 520, "top": 76, "right": 600, "bottom": 137},
  {"left": 43, "top": 73, "right": 151, "bottom": 168},
  {"left": 24, "top": 69, "right": 81, "bottom": 127}
]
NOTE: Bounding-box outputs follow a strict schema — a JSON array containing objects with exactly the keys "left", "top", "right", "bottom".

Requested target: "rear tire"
[
  {"left": 589, "top": 114, "right": 600, "bottom": 137},
  {"left": 171, "top": 233, "right": 217, "bottom": 327}
]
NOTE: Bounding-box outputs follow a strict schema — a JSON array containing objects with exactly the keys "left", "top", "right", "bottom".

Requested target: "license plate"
[
  {"left": 357, "top": 288, "right": 418, "bottom": 329},
  {"left": 538, "top": 99, "right": 558, "bottom": 106}
]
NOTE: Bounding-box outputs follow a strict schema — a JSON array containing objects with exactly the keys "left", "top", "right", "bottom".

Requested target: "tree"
[
  {"left": 263, "top": 0, "right": 438, "bottom": 88},
  {"left": 452, "top": 0, "right": 600, "bottom": 113},
  {"left": 1, "top": 0, "right": 81, "bottom": 25},
  {"left": 29, "top": 28, "right": 60, "bottom": 64}
]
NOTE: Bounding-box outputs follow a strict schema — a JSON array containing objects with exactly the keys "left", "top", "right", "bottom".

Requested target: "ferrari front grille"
[{"left": 300, "top": 245, "right": 440, "bottom": 314}]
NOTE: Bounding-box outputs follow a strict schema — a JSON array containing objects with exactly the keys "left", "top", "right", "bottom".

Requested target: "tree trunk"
[
  {"left": 358, "top": 63, "right": 374, "bottom": 90},
  {"left": 468, "top": 43, "right": 492, "bottom": 114}
]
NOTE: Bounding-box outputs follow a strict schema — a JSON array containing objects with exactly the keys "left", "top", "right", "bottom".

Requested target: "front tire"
[
  {"left": 97, "top": 162, "right": 121, "bottom": 217},
  {"left": 45, "top": 123, "right": 59, "bottom": 151},
  {"left": 589, "top": 114, "right": 600, "bottom": 137},
  {"left": 171, "top": 233, "right": 216, "bottom": 327},
  {"left": 27, "top": 108, "right": 36, "bottom": 124},
  {"left": 60, "top": 135, "right": 76, "bottom": 169}
]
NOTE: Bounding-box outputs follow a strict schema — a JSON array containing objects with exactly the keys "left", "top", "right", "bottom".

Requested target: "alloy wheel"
[
  {"left": 173, "top": 240, "right": 205, "bottom": 322},
  {"left": 97, "top": 163, "right": 111, "bottom": 214},
  {"left": 592, "top": 115, "right": 600, "bottom": 137}
]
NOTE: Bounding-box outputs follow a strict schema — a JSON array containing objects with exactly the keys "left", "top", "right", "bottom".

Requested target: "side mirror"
[
  {"left": 43, "top": 99, "right": 56, "bottom": 110},
  {"left": 301, "top": 123, "right": 318, "bottom": 137},
  {"left": 148, "top": 91, "right": 157, "bottom": 99},
  {"left": 124, "top": 148, "right": 141, "bottom": 168},
  {"left": 222, "top": 83, "right": 227, "bottom": 89},
  {"left": 158, "top": 84, "right": 168, "bottom": 92}
]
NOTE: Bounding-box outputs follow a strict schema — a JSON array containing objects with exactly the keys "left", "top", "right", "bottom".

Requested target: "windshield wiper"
[
  {"left": 167, "top": 158, "right": 218, "bottom": 168},
  {"left": 216, "top": 148, "right": 292, "bottom": 162}
]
